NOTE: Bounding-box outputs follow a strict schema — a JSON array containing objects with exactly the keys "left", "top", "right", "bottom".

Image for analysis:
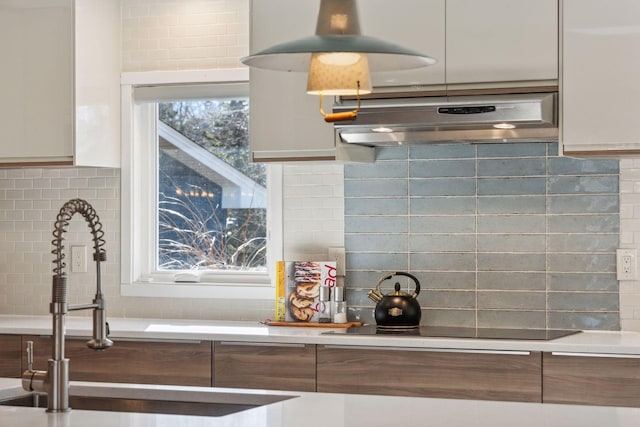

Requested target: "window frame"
[{"left": 120, "top": 69, "right": 282, "bottom": 299}]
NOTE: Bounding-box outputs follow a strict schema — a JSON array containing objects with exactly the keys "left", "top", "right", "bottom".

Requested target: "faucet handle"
[{"left": 26, "top": 341, "right": 34, "bottom": 372}]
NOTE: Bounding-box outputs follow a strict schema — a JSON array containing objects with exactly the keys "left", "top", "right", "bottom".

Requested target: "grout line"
[
  {"left": 475, "top": 145, "right": 479, "bottom": 329},
  {"left": 545, "top": 143, "right": 550, "bottom": 330}
]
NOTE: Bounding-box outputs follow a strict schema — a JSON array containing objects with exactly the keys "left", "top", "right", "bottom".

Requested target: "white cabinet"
[
  {"left": 249, "top": 0, "right": 373, "bottom": 163},
  {"left": 362, "top": 0, "right": 558, "bottom": 91},
  {"left": 0, "top": 0, "right": 120, "bottom": 167},
  {"left": 446, "top": 0, "right": 558, "bottom": 86},
  {"left": 561, "top": 0, "right": 640, "bottom": 156},
  {"left": 359, "top": 0, "right": 446, "bottom": 90}
]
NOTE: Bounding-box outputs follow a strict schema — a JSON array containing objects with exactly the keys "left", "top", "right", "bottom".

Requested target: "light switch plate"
[
  {"left": 328, "top": 247, "right": 346, "bottom": 276},
  {"left": 71, "top": 245, "right": 87, "bottom": 273}
]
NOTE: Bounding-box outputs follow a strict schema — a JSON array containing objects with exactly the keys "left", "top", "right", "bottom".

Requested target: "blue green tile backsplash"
[{"left": 344, "top": 142, "right": 621, "bottom": 330}]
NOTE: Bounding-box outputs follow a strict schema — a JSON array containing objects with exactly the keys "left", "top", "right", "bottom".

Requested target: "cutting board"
[{"left": 264, "top": 321, "right": 363, "bottom": 329}]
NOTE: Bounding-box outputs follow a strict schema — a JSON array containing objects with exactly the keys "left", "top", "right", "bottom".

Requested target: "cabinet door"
[
  {"left": 0, "top": 0, "right": 119, "bottom": 167},
  {"left": 0, "top": 1, "right": 74, "bottom": 165},
  {"left": 23, "top": 336, "right": 212, "bottom": 387},
  {"left": 214, "top": 341, "right": 316, "bottom": 392},
  {"left": 73, "top": 0, "right": 121, "bottom": 167},
  {"left": 561, "top": 0, "right": 640, "bottom": 156},
  {"left": 249, "top": 0, "right": 373, "bottom": 162},
  {"left": 0, "top": 335, "right": 22, "bottom": 378},
  {"left": 358, "top": 0, "right": 445, "bottom": 89},
  {"left": 317, "top": 345, "right": 541, "bottom": 402},
  {"left": 543, "top": 352, "right": 640, "bottom": 407},
  {"left": 446, "top": 0, "right": 558, "bottom": 85}
]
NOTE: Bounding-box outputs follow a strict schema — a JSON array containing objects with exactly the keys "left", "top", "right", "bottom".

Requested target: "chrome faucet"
[{"left": 22, "top": 199, "right": 113, "bottom": 412}]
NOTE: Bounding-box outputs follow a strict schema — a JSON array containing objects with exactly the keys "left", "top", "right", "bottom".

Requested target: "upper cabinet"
[
  {"left": 249, "top": 0, "right": 374, "bottom": 163},
  {"left": 361, "top": 0, "right": 558, "bottom": 91},
  {"left": 359, "top": 0, "right": 446, "bottom": 90},
  {"left": 561, "top": 0, "right": 640, "bottom": 157},
  {"left": 0, "top": 0, "right": 120, "bottom": 167},
  {"left": 445, "top": 0, "right": 558, "bottom": 87},
  {"left": 248, "top": 0, "right": 558, "bottom": 162}
]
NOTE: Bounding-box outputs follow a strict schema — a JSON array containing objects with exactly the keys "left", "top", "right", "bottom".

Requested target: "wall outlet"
[
  {"left": 617, "top": 248, "right": 637, "bottom": 281},
  {"left": 71, "top": 245, "right": 87, "bottom": 273},
  {"left": 328, "top": 247, "right": 346, "bottom": 276}
]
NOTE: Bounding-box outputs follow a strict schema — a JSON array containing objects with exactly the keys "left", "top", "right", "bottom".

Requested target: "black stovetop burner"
[{"left": 324, "top": 325, "right": 580, "bottom": 341}]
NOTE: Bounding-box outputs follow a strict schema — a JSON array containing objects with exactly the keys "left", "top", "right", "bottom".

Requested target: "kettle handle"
[{"left": 375, "top": 272, "right": 421, "bottom": 298}]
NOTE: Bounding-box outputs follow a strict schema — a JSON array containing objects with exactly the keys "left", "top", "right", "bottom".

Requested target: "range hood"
[{"left": 333, "top": 92, "right": 558, "bottom": 146}]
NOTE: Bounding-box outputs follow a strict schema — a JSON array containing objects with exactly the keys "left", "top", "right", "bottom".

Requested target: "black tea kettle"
[{"left": 367, "top": 272, "right": 421, "bottom": 329}]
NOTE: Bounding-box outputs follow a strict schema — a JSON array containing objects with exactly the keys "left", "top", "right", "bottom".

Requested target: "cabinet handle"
[
  {"left": 551, "top": 351, "right": 640, "bottom": 359},
  {"left": 217, "top": 341, "right": 307, "bottom": 348},
  {"left": 321, "top": 345, "right": 530, "bottom": 356},
  {"left": 112, "top": 337, "right": 207, "bottom": 344},
  {"left": 32, "top": 335, "right": 206, "bottom": 345}
]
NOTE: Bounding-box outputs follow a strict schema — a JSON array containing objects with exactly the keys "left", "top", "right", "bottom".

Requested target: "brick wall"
[
  {"left": 282, "top": 163, "right": 345, "bottom": 261},
  {"left": 122, "top": 0, "right": 249, "bottom": 71}
]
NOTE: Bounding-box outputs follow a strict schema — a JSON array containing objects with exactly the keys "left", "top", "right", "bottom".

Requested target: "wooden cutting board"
[{"left": 264, "top": 321, "right": 363, "bottom": 328}]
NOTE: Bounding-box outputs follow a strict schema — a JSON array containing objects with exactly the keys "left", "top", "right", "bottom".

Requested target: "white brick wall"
[
  {"left": 619, "top": 159, "right": 640, "bottom": 331},
  {"left": 0, "top": 165, "right": 344, "bottom": 322},
  {"left": 122, "top": 0, "right": 249, "bottom": 72},
  {"left": 283, "top": 164, "right": 346, "bottom": 260}
]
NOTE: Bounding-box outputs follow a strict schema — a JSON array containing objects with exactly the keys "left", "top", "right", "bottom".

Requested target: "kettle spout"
[{"left": 367, "top": 289, "right": 384, "bottom": 303}]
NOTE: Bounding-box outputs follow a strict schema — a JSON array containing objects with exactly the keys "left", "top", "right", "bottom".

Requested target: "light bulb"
[
  {"left": 329, "top": 13, "right": 349, "bottom": 31},
  {"left": 372, "top": 127, "right": 394, "bottom": 133},
  {"left": 317, "top": 52, "right": 362, "bottom": 66},
  {"left": 493, "top": 123, "right": 516, "bottom": 129}
]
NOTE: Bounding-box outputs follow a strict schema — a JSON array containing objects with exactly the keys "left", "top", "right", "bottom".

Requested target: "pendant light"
[{"left": 241, "top": 0, "right": 436, "bottom": 122}]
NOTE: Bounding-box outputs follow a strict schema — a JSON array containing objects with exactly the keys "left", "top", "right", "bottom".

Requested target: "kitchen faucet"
[{"left": 22, "top": 199, "right": 113, "bottom": 412}]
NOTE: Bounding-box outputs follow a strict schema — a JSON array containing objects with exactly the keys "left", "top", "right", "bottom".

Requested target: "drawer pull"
[
  {"left": 322, "top": 345, "right": 530, "bottom": 356},
  {"left": 100, "top": 337, "right": 207, "bottom": 344},
  {"left": 217, "top": 341, "right": 307, "bottom": 348},
  {"left": 551, "top": 352, "right": 640, "bottom": 359}
]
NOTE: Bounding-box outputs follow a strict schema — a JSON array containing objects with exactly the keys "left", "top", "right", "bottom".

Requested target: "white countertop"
[
  {"left": 0, "top": 379, "right": 639, "bottom": 427},
  {"left": 2, "top": 314, "right": 640, "bottom": 355}
]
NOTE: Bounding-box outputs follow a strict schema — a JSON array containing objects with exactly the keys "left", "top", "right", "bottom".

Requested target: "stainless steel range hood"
[{"left": 333, "top": 92, "right": 558, "bottom": 146}]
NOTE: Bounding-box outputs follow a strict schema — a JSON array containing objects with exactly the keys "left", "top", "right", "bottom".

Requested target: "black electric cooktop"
[{"left": 323, "top": 325, "right": 581, "bottom": 341}]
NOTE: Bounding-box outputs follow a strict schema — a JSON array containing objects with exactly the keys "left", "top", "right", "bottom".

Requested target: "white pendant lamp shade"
[
  {"left": 306, "top": 52, "right": 372, "bottom": 95},
  {"left": 241, "top": 0, "right": 437, "bottom": 73}
]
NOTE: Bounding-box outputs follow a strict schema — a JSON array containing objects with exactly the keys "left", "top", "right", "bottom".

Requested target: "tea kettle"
[{"left": 367, "top": 272, "right": 421, "bottom": 329}]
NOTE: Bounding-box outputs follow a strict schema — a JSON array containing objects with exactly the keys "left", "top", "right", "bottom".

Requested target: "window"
[{"left": 121, "top": 69, "right": 282, "bottom": 299}]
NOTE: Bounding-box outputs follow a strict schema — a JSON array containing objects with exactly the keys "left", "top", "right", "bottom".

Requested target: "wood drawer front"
[
  {"left": 22, "top": 336, "right": 212, "bottom": 387},
  {"left": 317, "top": 346, "right": 542, "bottom": 402},
  {"left": 214, "top": 342, "right": 316, "bottom": 392},
  {"left": 543, "top": 352, "right": 640, "bottom": 407},
  {"left": 0, "top": 335, "right": 22, "bottom": 377}
]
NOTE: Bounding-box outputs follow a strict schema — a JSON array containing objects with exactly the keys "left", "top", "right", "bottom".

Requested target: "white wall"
[
  {"left": 618, "top": 159, "right": 640, "bottom": 330},
  {"left": 122, "top": 0, "right": 248, "bottom": 72},
  {"left": 0, "top": 164, "right": 343, "bottom": 322}
]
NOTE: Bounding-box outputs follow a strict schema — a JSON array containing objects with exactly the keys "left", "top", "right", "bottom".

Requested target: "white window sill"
[{"left": 120, "top": 282, "right": 275, "bottom": 300}]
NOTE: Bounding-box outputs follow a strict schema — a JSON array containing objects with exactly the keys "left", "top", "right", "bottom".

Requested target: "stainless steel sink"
[{"left": 0, "top": 387, "right": 296, "bottom": 417}]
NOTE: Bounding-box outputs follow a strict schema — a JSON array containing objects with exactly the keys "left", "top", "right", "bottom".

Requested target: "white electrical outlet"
[
  {"left": 617, "top": 248, "right": 638, "bottom": 281},
  {"left": 328, "top": 247, "right": 346, "bottom": 276},
  {"left": 71, "top": 245, "right": 87, "bottom": 273}
]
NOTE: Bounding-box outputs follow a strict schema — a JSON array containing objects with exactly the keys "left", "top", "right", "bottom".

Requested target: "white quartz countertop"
[
  {"left": 2, "top": 314, "right": 640, "bottom": 354},
  {"left": 0, "top": 379, "right": 639, "bottom": 427}
]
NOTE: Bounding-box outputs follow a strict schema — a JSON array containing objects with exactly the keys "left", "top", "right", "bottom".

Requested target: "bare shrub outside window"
[{"left": 157, "top": 99, "right": 267, "bottom": 271}]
